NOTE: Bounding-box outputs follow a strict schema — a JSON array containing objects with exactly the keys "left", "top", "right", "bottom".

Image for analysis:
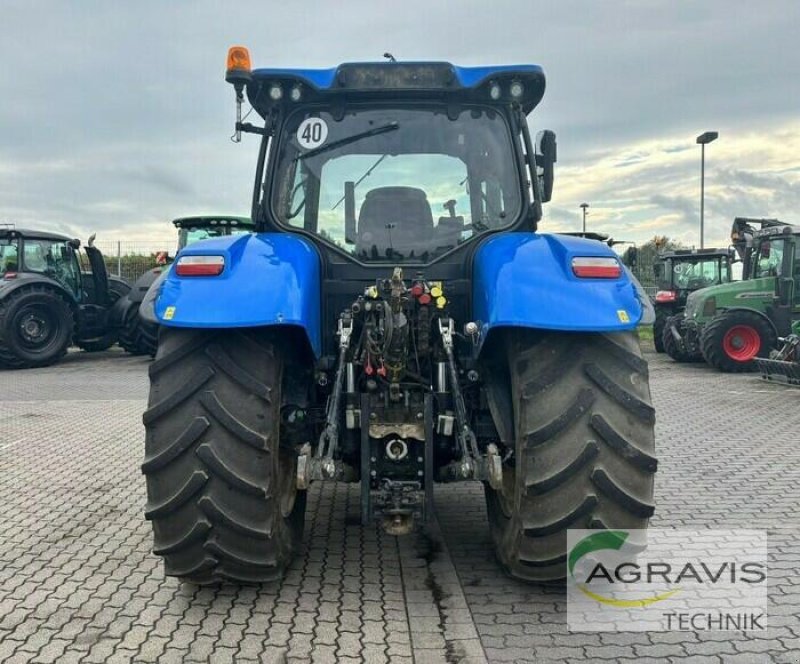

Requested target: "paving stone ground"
[{"left": 0, "top": 344, "right": 798, "bottom": 663}]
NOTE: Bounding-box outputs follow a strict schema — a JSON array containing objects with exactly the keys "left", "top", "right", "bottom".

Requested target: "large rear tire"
[
  {"left": 142, "top": 328, "right": 306, "bottom": 583},
  {"left": 484, "top": 331, "right": 657, "bottom": 582},
  {"left": 700, "top": 310, "right": 776, "bottom": 373},
  {"left": 0, "top": 286, "right": 74, "bottom": 369}
]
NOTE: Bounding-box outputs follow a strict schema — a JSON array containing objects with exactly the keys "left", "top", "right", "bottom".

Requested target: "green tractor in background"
[
  {"left": 116, "top": 215, "right": 253, "bottom": 356},
  {"left": 665, "top": 218, "right": 800, "bottom": 372},
  {"left": 653, "top": 248, "right": 734, "bottom": 354}
]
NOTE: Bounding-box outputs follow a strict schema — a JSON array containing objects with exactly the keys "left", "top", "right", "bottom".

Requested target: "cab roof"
[
  {"left": 172, "top": 215, "right": 253, "bottom": 229},
  {"left": 660, "top": 248, "right": 732, "bottom": 259},
  {"left": 752, "top": 223, "right": 799, "bottom": 238},
  {"left": 0, "top": 227, "right": 72, "bottom": 242},
  {"left": 246, "top": 61, "right": 546, "bottom": 115}
]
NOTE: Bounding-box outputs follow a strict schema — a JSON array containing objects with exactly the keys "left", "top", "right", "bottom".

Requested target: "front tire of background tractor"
[
  {"left": 653, "top": 310, "right": 667, "bottom": 353},
  {"left": 661, "top": 315, "right": 703, "bottom": 363},
  {"left": 118, "top": 298, "right": 159, "bottom": 357},
  {"left": 484, "top": 331, "right": 657, "bottom": 582},
  {"left": 0, "top": 286, "right": 75, "bottom": 369},
  {"left": 700, "top": 310, "right": 776, "bottom": 373},
  {"left": 142, "top": 328, "right": 306, "bottom": 584}
]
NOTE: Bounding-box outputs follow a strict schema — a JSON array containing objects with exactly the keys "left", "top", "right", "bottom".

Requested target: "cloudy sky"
[{"left": 1, "top": 0, "right": 798, "bottom": 250}]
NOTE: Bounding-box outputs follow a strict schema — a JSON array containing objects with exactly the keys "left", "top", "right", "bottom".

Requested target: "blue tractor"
[{"left": 141, "top": 48, "right": 657, "bottom": 584}]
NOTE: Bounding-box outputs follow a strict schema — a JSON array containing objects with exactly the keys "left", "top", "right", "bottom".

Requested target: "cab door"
[
  {"left": 772, "top": 238, "right": 796, "bottom": 336},
  {"left": 83, "top": 244, "right": 110, "bottom": 307}
]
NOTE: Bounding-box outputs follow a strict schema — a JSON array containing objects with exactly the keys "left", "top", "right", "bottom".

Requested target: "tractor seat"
[{"left": 357, "top": 187, "right": 434, "bottom": 258}]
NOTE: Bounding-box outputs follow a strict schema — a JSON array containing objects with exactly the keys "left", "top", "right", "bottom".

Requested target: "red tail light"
[
  {"left": 655, "top": 290, "right": 678, "bottom": 303},
  {"left": 571, "top": 257, "right": 622, "bottom": 279},
  {"left": 175, "top": 255, "right": 225, "bottom": 276},
  {"left": 3, "top": 272, "right": 17, "bottom": 280}
]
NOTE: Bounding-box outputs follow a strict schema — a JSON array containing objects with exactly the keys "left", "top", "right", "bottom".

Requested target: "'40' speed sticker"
[{"left": 296, "top": 118, "right": 328, "bottom": 150}]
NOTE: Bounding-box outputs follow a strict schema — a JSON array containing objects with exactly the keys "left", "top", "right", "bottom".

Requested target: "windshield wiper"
[{"left": 295, "top": 122, "right": 399, "bottom": 161}]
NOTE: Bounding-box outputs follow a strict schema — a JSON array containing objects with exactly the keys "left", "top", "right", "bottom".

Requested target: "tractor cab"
[
  {"left": 743, "top": 221, "right": 800, "bottom": 336},
  {"left": 730, "top": 216, "right": 787, "bottom": 275},
  {"left": 229, "top": 54, "right": 554, "bottom": 265},
  {"left": 650, "top": 247, "right": 733, "bottom": 353},
  {"left": 654, "top": 248, "right": 733, "bottom": 304},
  {"left": 1, "top": 229, "right": 84, "bottom": 296}
]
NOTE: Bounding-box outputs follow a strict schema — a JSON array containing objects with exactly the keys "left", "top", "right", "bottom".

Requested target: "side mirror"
[
  {"left": 623, "top": 246, "right": 638, "bottom": 269},
  {"left": 653, "top": 262, "right": 664, "bottom": 279},
  {"left": 344, "top": 181, "right": 356, "bottom": 244},
  {"left": 536, "top": 130, "right": 556, "bottom": 202}
]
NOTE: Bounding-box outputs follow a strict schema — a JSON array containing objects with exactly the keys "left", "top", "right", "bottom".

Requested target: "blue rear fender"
[
  {"left": 153, "top": 233, "right": 322, "bottom": 356},
  {"left": 473, "top": 233, "right": 647, "bottom": 349}
]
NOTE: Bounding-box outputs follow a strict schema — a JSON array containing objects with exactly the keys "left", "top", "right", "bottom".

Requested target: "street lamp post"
[
  {"left": 696, "top": 131, "right": 718, "bottom": 249},
  {"left": 580, "top": 203, "right": 589, "bottom": 234}
]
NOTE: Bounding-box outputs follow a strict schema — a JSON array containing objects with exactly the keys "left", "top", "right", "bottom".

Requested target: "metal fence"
[
  {"left": 92, "top": 240, "right": 175, "bottom": 282},
  {"left": 620, "top": 247, "right": 659, "bottom": 301},
  {"left": 629, "top": 261, "right": 658, "bottom": 300}
]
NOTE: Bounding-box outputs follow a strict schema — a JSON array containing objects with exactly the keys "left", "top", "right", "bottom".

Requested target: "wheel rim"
[
  {"left": 722, "top": 325, "right": 760, "bottom": 361},
  {"left": 14, "top": 304, "right": 59, "bottom": 352}
]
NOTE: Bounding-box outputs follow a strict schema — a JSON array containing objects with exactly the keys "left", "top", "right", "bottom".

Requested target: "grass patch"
[{"left": 637, "top": 325, "right": 654, "bottom": 341}]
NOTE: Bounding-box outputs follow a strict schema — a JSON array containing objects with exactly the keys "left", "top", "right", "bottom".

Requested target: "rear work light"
[
  {"left": 571, "top": 256, "right": 622, "bottom": 279},
  {"left": 175, "top": 255, "right": 225, "bottom": 277},
  {"left": 655, "top": 290, "right": 678, "bottom": 303}
]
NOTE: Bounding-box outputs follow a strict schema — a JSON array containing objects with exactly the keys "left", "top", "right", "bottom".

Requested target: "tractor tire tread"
[
  {"left": 522, "top": 495, "right": 599, "bottom": 537},
  {"left": 485, "top": 330, "right": 656, "bottom": 582},
  {"left": 525, "top": 442, "right": 599, "bottom": 495},
  {"left": 118, "top": 299, "right": 159, "bottom": 357},
  {"left": 142, "top": 327, "right": 303, "bottom": 584}
]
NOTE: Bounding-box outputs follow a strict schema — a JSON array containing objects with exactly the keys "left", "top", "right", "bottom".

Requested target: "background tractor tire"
[
  {"left": 118, "top": 299, "right": 158, "bottom": 357},
  {"left": 0, "top": 286, "right": 75, "bottom": 369},
  {"left": 484, "top": 330, "right": 657, "bottom": 582},
  {"left": 653, "top": 310, "right": 667, "bottom": 353},
  {"left": 700, "top": 310, "right": 776, "bottom": 373},
  {"left": 661, "top": 315, "right": 703, "bottom": 363},
  {"left": 142, "top": 327, "right": 306, "bottom": 584},
  {"left": 77, "top": 281, "right": 131, "bottom": 353}
]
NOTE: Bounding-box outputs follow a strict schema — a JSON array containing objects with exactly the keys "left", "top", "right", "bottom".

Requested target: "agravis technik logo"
[{"left": 566, "top": 529, "right": 768, "bottom": 632}]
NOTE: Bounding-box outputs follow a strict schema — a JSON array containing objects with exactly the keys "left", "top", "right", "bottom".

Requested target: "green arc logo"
[{"left": 569, "top": 531, "right": 679, "bottom": 608}]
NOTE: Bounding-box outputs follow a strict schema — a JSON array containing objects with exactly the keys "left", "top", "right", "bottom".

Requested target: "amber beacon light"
[{"left": 226, "top": 46, "right": 252, "bottom": 84}]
